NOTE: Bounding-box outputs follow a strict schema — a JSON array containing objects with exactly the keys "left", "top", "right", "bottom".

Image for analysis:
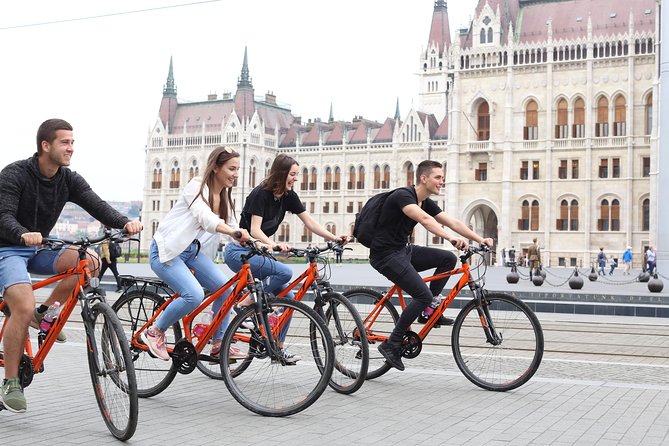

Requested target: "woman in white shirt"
[{"left": 141, "top": 146, "right": 250, "bottom": 361}]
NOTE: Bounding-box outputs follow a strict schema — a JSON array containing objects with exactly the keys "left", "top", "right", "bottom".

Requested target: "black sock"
[{"left": 37, "top": 305, "right": 48, "bottom": 313}]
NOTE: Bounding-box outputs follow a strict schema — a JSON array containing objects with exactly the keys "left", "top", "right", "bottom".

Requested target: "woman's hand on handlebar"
[
  {"left": 334, "top": 235, "right": 350, "bottom": 245},
  {"left": 231, "top": 228, "right": 251, "bottom": 243},
  {"left": 274, "top": 243, "right": 292, "bottom": 253}
]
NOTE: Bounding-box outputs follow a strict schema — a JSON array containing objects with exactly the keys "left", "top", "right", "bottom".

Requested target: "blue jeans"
[
  {"left": 224, "top": 243, "right": 294, "bottom": 299},
  {"left": 150, "top": 240, "right": 233, "bottom": 340}
]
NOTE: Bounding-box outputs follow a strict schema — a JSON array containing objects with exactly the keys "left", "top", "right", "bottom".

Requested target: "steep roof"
[{"left": 427, "top": 0, "right": 451, "bottom": 56}]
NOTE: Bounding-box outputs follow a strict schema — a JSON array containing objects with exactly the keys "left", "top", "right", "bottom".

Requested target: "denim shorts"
[{"left": 0, "top": 245, "right": 66, "bottom": 293}]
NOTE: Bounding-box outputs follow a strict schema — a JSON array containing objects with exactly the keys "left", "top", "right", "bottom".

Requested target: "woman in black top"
[{"left": 224, "top": 155, "right": 348, "bottom": 354}]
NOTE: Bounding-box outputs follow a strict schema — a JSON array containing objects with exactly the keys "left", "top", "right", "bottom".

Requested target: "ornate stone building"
[{"left": 142, "top": 0, "right": 657, "bottom": 267}]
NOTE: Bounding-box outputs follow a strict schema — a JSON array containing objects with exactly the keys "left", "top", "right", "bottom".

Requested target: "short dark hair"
[
  {"left": 36, "top": 119, "right": 73, "bottom": 154},
  {"left": 416, "top": 160, "right": 442, "bottom": 183}
]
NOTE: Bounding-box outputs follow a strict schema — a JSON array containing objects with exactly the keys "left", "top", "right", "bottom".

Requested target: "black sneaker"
[
  {"left": 377, "top": 341, "right": 405, "bottom": 371},
  {"left": 416, "top": 313, "right": 454, "bottom": 326}
]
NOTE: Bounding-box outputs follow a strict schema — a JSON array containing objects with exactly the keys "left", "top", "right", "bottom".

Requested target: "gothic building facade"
[{"left": 142, "top": 0, "right": 657, "bottom": 267}]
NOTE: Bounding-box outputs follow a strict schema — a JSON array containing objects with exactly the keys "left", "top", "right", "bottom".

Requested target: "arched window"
[
  {"left": 357, "top": 166, "right": 365, "bottom": 189},
  {"left": 383, "top": 165, "right": 391, "bottom": 189},
  {"left": 373, "top": 165, "right": 381, "bottom": 189},
  {"left": 348, "top": 166, "right": 356, "bottom": 190},
  {"left": 557, "top": 199, "right": 579, "bottom": 231},
  {"left": 324, "top": 166, "right": 332, "bottom": 190},
  {"left": 487, "top": 27, "right": 493, "bottom": 43},
  {"left": 477, "top": 102, "right": 490, "bottom": 140},
  {"left": 405, "top": 162, "right": 414, "bottom": 186},
  {"left": 326, "top": 223, "right": 336, "bottom": 235},
  {"left": 151, "top": 221, "right": 159, "bottom": 237},
  {"left": 309, "top": 167, "right": 317, "bottom": 191},
  {"left": 595, "top": 96, "right": 609, "bottom": 137},
  {"left": 333, "top": 167, "right": 341, "bottom": 190},
  {"left": 188, "top": 159, "right": 199, "bottom": 181},
  {"left": 249, "top": 159, "right": 257, "bottom": 188},
  {"left": 645, "top": 94, "right": 653, "bottom": 135},
  {"left": 555, "top": 98, "right": 568, "bottom": 139},
  {"left": 301, "top": 167, "right": 308, "bottom": 191},
  {"left": 519, "top": 200, "right": 539, "bottom": 231},
  {"left": 531, "top": 200, "right": 539, "bottom": 231},
  {"left": 598, "top": 198, "right": 620, "bottom": 231},
  {"left": 278, "top": 223, "right": 290, "bottom": 242},
  {"left": 480, "top": 28, "right": 486, "bottom": 44},
  {"left": 169, "top": 161, "right": 180, "bottom": 189},
  {"left": 152, "top": 162, "right": 162, "bottom": 189},
  {"left": 301, "top": 225, "right": 313, "bottom": 243},
  {"left": 572, "top": 98, "right": 585, "bottom": 138},
  {"left": 642, "top": 198, "right": 650, "bottom": 231},
  {"left": 613, "top": 95, "right": 626, "bottom": 136},
  {"left": 524, "top": 100, "right": 538, "bottom": 140}
]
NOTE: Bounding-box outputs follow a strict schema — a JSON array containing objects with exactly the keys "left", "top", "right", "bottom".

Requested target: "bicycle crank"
[
  {"left": 172, "top": 339, "right": 198, "bottom": 374},
  {"left": 401, "top": 331, "right": 422, "bottom": 359}
]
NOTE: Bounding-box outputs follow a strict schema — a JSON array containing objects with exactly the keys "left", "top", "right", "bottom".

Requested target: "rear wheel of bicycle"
[
  {"left": 85, "top": 302, "right": 138, "bottom": 441},
  {"left": 311, "top": 292, "right": 368, "bottom": 394},
  {"left": 220, "top": 297, "right": 334, "bottom": 417},
  {"left": 452, "top": 292, "right": 544, "bottom": 391},
  {"left": 343, "top": 288, "right": 399, "bottom": 380},
  {"left": 112, "top": 290, "right": 182, "bottom": 397}
]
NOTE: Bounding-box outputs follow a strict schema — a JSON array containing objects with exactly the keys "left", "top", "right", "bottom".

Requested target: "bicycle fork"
[{"left": 472, "top": 289, "right": 503, "bottom": 346}]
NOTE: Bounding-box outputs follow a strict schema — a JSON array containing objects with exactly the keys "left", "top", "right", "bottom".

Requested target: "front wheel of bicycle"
[
  {"left": 311, "top": 292, "right": 369, "bottom": 394},
  {"left": 85, "top": 302, "right": 138, "bottom": 441},
  {"left": 112, "top": 290, "right": 182, "bottom": 397},
  {"left": 451, "top": 292, "right": 544, "bottom": 391},
  {"left": 343, "top": 288, "right": 399, "bottom": 380},
  {"left": 220, "top": 297, "right": 334, "bottom": 417}
]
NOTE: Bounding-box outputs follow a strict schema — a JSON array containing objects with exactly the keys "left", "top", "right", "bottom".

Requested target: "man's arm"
[
  {"left": 68, "top": 172, "right": 129, "bottom": 229},
  {"left": 402, "top": 204, "right": 468, "bottom": 249},
  {"left": 0, "top": 163, "right": 32, "bottom": 244}
]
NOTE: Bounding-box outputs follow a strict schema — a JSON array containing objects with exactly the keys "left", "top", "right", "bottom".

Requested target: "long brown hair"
[
  {"left": 261, "top": 154, "right": 299, "bottom": 196},
  {"left": 190, "top": 146, "right": 239, "bottom": 222}
]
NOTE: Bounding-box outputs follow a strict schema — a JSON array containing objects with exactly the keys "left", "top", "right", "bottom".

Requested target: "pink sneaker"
[{"left": 140, "top": 327, "right": 170, "bottom": 361}]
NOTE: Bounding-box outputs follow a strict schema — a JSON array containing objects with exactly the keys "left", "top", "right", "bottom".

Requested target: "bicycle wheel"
[
  {"left": 220, "top": 297, "right": 334, "bottom": 417},
  {"left": 112, "top": 290, "right": 182, "bottom": 397},
  {"left": 311, "top": 292, "right": 368, "bottom": 394},
  {"left": 451, "top": 292, "right": 544, "bottom": 391},
  {"left": 85, "top": 302, "right": 138, "bottom": 441},
  {"left": 343, "top": 288, "right": 399, "bottom": 380}
]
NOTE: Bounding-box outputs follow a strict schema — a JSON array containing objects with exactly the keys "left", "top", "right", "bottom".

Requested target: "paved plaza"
[{"left": 2, "top": 263, "right": 668, "bottom": 445}]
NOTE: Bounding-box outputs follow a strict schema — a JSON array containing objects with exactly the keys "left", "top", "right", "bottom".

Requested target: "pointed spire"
[
  {"left": 163, "top": 56, "right": 177, "bottom": 97},
  {"left": 394, "top": 97, "right": 401, "bottom": 120},
  {"left": 427, "top": 0, "right": 451, "bottom": 56},
  {"left": 328, "top": 103, "right": 334, "bottom": 123},
  {"left": 237, "top": 46, "right": 253, "bottom": 89}
]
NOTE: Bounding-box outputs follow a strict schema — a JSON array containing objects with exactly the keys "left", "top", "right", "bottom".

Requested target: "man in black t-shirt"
[{"left": 371, "top": 160, "right": 493, "bottom": 371}]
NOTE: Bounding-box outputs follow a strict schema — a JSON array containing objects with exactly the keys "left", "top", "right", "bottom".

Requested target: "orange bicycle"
[
  {"left": 344, "top": 245, "right": 544, "bottom": 391},
  {"left": 0, "top": 230, "right": 138, "bottom": 440},
  {"left": 193, "top": 242, "right": 370, "bottom": 394},
  {"left": 112, "top": 240, "right": 335, "bottom": 417}
]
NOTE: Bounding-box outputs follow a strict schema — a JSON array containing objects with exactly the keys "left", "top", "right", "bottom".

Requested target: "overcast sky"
[{"left": 0, "top": 0, "right": 476, "bottom": 201}]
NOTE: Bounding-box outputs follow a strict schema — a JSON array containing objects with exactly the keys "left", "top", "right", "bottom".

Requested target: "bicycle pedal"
[{"left": 0, "top": 402, "right": 5, "bottom": 411}]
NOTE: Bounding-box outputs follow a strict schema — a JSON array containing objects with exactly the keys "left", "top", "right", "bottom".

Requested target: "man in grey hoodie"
[{"left": 0, "top": 118, "right": 141, "bottom": 413}]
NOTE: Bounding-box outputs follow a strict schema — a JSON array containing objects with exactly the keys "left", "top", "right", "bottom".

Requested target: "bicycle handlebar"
[
  {"left": 42, "top": 229, "right": 129, "bottom": 250},
  {"left": 288, "top": 240, "right": 345, "bottom": 258}
]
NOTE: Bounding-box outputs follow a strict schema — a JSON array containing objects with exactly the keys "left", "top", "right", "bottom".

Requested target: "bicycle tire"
[
  {"left": 220, "top": 297, "right": 334, "bottom": 417},
  {"left": 112, "top": 290, "right": 181, "bottom": 397},
  {"left": 343, "top": 288, "right": 399, "bottom": 380},
  {"left": 311, "top": 292, "right": 369, "bottom": 394},
  {"left": 451, "top": 292, "right": 544, "bottom": 391},
  {"left": 85, "top": 302, "right": 139, "bottom": 441}
]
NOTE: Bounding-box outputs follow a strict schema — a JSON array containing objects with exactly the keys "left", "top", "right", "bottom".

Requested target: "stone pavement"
[{"left": 2, "top": 311, "right": 668, "bottom": 445}]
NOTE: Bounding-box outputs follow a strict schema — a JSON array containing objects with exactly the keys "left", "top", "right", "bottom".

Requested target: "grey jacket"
[{"left": 0, "top": 154, "right": 128, "bottom": 246}]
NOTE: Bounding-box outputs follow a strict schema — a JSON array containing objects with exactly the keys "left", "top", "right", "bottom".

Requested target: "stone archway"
[{"left": 466, "top": 204, "right": 498, "bottom": 264}]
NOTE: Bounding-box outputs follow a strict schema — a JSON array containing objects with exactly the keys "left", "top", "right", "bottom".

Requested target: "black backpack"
[
  {"left": 110, "top": 241, "right": 122, "bottom": 259},
  {"left": 353, "top": 187, "right": 407, "bottom": 248}
]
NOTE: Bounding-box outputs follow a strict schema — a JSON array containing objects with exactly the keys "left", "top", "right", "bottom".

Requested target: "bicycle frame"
[
  {"left": 129, "top": 244, "right": 288, "bottom": 357},
  {"left": 363, "top": 257, "right": 476, "bottom": 342},
  {"left": 0, "top": 244, "right": 100, "bottom": 378}
]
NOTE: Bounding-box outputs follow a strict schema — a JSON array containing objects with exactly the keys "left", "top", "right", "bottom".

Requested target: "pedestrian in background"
[
  {"left": 608, "top": 255, "right": 617, "bottom": 275},
  {"left": 622, "top": 246, "right": 632, "bottom": 275},
  {"left": 100, "top": 239, "right": 122, "bottom": 292},
  {"left": 647, "top": 246, "right": 657, "bottom": 275},
  {"left": 528, "top": 238, "right": 541, "bottom": 280},
  {"left": 597, "top": 248, "right": 607, "bottom": 276}
]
